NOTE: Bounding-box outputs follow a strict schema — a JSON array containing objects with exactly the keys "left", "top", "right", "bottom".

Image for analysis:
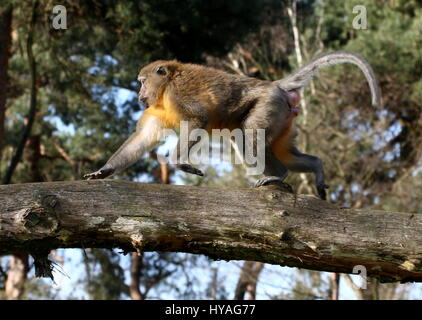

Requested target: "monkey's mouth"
[{"left": 140, "top": 96, "right": 149, "bottom": 109}]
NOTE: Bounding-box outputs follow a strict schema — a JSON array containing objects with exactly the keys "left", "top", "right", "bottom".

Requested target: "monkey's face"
[{"left": 137, "top": 61, "right": 176, "bottom": 108}]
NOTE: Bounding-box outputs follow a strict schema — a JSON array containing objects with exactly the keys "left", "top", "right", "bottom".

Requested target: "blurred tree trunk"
[
  {"left": 359, "top": 279, "right": 379, "bottom": 300},
  {"left": 234, "top": 261, "right": 264, "bottom": 300},
  {"left": 208, "top": 268, "right": 218, "bottom": 299},
  {"left": 129, "top": 252, "right": 144, "bottom": 300},
  {"left": 4, "top": 254, "right": 28, "bottom": 300},
  {"left": 28, "top": 135, "right": 43, "bottom": 182},
  {"left": 3, "top": 0, "right": 38, "bottom": 184},
  {"left": 0, "top": 5, "right": 13, "bottom": 168},
  {"left": 328, "top": 273, "right": 340, "bottom": 300}
]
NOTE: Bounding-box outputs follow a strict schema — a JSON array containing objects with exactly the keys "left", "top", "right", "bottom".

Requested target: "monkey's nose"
[
  {"left": 138, "top": 84, "right": 147, "bottom": 102},
  {"left": 138, "top": 88, "right": 149, "bottom": 108}
]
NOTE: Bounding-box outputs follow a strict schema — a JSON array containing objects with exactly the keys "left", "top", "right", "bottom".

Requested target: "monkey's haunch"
[
  {"left": 287, "top": 90, "right": 300, "bottom": 108},
  {"left": 287, "top": 90, "right": 301, "bottom": 117}
]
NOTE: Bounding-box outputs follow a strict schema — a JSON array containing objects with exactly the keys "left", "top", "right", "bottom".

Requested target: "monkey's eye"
[
  {"left": 156, "top": 66, "right": 166, "bottom": 76},
  {"left": 138, "top": 76, "right": 146, "bottom": 84}
]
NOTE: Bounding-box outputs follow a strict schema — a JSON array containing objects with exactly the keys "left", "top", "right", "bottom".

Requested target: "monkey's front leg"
[
  {"left": 84, "top": 132, "right": 140, "bottom": 179},
  {"left": 174, "top": 118, "right": 207, "bottom": 177},
  {"left": 84, "top": 115, "right": 163, "bottom": 180},
  {"left": 174, "top": 137, "right": 205, "bottom": 177}
]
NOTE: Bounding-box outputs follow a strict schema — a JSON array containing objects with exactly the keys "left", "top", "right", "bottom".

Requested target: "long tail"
[{"left": 275, "top": 51, "right": 382, "bottom": 107}]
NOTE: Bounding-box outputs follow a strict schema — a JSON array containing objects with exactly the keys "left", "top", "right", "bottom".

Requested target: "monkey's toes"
[
  {"left": 317, "top": 184, "right": 329, "bottom": 200},
  {"left": 194, "top": 169, "right": 204, "bottom": 176},
  {"left": 177, "top": 164, "right": 204, "bottom": 176},
  {"left": 83, "top": 171, "right": 102, "bottom": 180},
  {"left": 254, "top": 176, "right": 292, "bottom": 192}
]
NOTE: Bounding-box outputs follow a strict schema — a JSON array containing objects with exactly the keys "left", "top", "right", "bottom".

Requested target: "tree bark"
[{"left": 0, "top": 180, "right": 421, "bottom": 282}]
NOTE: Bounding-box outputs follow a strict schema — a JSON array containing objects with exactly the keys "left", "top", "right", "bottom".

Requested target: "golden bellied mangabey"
[{"left": 84, "top": 51, "right": 381, "bottom": 200}]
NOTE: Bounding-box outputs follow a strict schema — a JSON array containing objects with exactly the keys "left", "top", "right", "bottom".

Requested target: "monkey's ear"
[{"left": 156, "top": 66, "right": 167, "bottom": 76}]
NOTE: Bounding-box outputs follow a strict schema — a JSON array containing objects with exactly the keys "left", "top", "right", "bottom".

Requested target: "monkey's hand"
[
  {"left": 176, "top": 164, "right": 204, "bottom": 177},
  {"left": 83, "top": 167, "right": 115, "bottom": 180}
]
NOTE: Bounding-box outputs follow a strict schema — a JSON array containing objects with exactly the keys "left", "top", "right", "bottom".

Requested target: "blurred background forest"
[{"left": 0, "top": 0, "right": 421, "bottom": 300}]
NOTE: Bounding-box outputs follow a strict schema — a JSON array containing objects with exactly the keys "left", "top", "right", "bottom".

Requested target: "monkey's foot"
[
  {"left": 83, "top": 168, "right": 115, "bottom": 180},
  {"left": 177, "top": 164, "right": 204, "bottom": 176},
  {"left": 254, "top": 176, "right": 293, "bottom": 193},
  {"left": 317, "top": 183, "right": 330, "bottom": 201}
]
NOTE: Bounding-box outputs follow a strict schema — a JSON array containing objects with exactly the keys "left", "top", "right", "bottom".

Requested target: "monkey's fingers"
[
  {"left": 83, "top": 168, "right": 115, "bottom": 180},
  {"left": 317, "top": 184, "right": 329, "bottom": 201},
  {"left": 83, "top": 171, "right": 103, "bottom": 180},
  {"left": 177, "top": 164, "right": 204, "bottom": 177}
]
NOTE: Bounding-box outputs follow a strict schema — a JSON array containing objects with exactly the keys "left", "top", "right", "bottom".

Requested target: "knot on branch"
[{"left": 17, "top": 194, "right": 60, "bottom": 234}]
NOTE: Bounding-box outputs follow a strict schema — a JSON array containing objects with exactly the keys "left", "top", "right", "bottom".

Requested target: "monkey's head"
[{"left": 137, "top": 60, "right": 179, "bottom": 108}]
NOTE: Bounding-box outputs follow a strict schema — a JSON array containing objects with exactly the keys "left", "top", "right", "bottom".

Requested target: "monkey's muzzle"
[{"left": 138, "top": 83, "right": 149, "bottom": 108}]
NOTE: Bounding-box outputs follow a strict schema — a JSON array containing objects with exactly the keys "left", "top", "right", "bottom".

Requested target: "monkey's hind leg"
[
  {"left": 242, "top": 96, "right": 292, "bottom": 192},
  {"left": 253, "top": 150, "right": 289, "bottom": 187},
  {"left": 229, "top": 138, "right": 290, "bottom": 189},
  {"left": 285, "top": 147, "right": 329, "bottom": 200}
]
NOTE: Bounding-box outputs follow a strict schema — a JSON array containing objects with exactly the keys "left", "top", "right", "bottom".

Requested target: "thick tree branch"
[{"left": 0, "top": 180, "right": 421, "bottom": 283}]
